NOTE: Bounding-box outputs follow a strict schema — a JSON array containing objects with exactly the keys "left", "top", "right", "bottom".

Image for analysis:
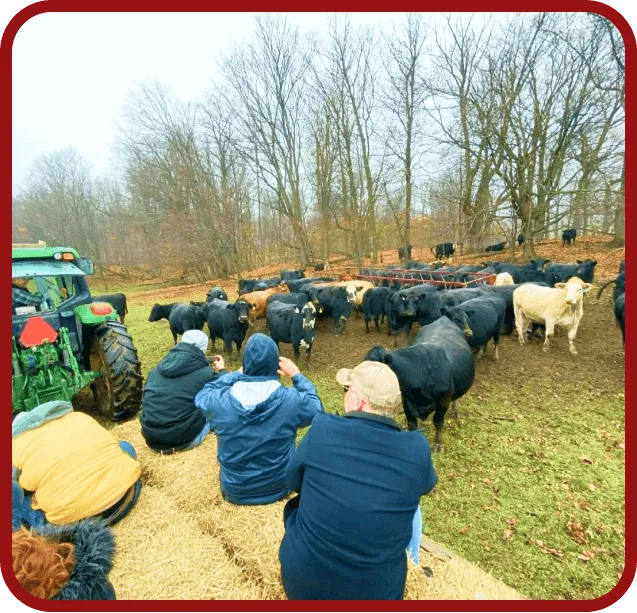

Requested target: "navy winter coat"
[{"left": 279, "top": 412, "right": 437, "bottom": 600}]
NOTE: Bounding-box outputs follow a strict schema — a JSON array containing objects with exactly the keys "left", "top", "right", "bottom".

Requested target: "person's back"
[
  {"left": 279, "top": 362, "right": 437, "bottom": 600},
  {"left": 141, "top": 330, "right": 214, "bottom": 451},
  {"left": 12, "top": 411, "right": 141, "bottom": 525},
  {"left": 195, "top": 333, "right": 323, "bottom": 505}
]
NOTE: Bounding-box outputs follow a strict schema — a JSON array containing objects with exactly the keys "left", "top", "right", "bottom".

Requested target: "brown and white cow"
[
  {"left": 240, "top": 286, "right": 289, "bottom": 325},
  {"left": 513, "top": 276, "right": 591, "bottom": 355}
]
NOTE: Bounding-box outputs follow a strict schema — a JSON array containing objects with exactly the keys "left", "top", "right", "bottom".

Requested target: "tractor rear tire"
[{"left": 89, "top": 321, "right": 143, "bottom": 421}]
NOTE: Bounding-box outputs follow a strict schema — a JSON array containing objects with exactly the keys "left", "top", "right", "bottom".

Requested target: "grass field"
[{"left": 85, "top": 273, "right": 625, "bottom": 601}]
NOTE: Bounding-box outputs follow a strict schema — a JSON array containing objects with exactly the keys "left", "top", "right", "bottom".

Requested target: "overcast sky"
[{"left": 11, "top": 11, "right": 387, "bottom": 190}]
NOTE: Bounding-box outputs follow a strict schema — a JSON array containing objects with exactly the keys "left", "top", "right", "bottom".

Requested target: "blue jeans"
[
  {"left": 182, "top": 421, "right": 211, "bottom": 450},
  {"left": 407, "top": 506, "right": 423, "bottom": 565}
]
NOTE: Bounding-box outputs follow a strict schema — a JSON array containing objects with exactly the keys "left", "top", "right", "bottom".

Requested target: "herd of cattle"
[{"left": 92, "top": 250, "right": 624, "bottom": 449}]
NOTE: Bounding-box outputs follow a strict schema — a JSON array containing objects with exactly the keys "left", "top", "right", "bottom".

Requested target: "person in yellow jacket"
[{"left": 12, "top": 402, "right": 141, "bottom": 526}]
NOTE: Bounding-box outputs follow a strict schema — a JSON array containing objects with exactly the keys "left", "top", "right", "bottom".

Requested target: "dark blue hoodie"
[{"left": 195, "top": 334, "right": 323, "bottom": 504}]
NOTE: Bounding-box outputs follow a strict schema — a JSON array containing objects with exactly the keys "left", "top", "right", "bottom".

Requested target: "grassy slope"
[{"left": 87, "top": 271, "right": 625, "bottom": 601}]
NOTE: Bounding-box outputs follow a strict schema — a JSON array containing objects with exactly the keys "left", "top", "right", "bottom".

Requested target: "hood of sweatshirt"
[{"left": 157, "top": 342, "right": 209, "bottom": 378}]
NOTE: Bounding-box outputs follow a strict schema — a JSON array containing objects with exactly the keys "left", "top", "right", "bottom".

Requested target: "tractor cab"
[{"left": 11, "top": 243, "right": 142, "bottom": 420}]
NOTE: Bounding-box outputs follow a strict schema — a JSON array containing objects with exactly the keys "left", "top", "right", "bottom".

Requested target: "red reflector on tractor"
[
  {"left": 61, "top": 252, "right": 74, "bottom": 261},
  {"left": 19, "top": 316, "right": 58, "bottom": 347},
  {"left": 90, "top": 302, "right": 113, "bottom": 315}
]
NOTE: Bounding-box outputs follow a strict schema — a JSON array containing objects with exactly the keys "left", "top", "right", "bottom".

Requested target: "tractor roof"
[{"left": 12, "top": 245, "right": 81, "bottom": 260}]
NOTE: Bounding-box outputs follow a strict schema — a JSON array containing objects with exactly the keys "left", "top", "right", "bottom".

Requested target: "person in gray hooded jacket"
[{"left": 141, "top": 330, "right": 215, "bottom": 453}]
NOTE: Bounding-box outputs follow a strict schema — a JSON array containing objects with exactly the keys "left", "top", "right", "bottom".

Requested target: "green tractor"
[{"left": 12, "top": 243, "right": 143, "bottom": 421}]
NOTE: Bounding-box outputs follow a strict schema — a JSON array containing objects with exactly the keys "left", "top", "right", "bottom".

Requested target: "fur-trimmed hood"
[{"left": 32, "top": 519, "right": 116, "bottom": 600}]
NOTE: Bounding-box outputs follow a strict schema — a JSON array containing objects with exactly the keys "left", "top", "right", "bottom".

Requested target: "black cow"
[
  {"left": 562, "top": 228, "right": 577, "bottom": 246},
  {"left": 416, "top": 288, "right": 487, "bottom": 326},
  {"left": 238, "top": 277, "right": 281, "bottom": 295},
  {"left": 316, "top": 286, "right": 353, "bottom": 336},
  {"left": 619, "top": 260, "right": 625, "bottom": 275},
  {"left": 442, "top": 294, "right": 506, "bottom": 360},
  {"left": 206, "top": 287, "right": 229, "bottom": 302},
  {"left": 204, "top": 298, "right": 250, "bottom": 354},
  {"left": 431, "top": 242, "right": 456, "bottom": 260},
  {"left": 281, "top": 268, "right": 305, "bottom": 281},
  {"left": 597, "top": 270, "right": 625, "bottom": 303},
  {"left": 398, "top": 244, "right": 413, "bottom": 261},
  {"left": 517, "top": 234, "right": 525, "bottom": 246},
  {"left": 365, "top": 316, "right": 475, "bottom": 450},
  {"left": 267, "top": 301, "right": 317, "bottom": 360},
  {"left": 386, "top": 284, "right": 437, "bottom": 345},
  {"left": 267, "top": 290, "right": 323, "bottom": 313},
  {"left": 313, "top": 262, "right": 327, "bottom": 272},
  {"left": 148, "top": 303, "right": 205, "bottom": 344},
  {"left": 615, "top": 293, "right": 625, "bottom": 345},
  {"left": 93, "top": 293, "right": 128, "bottom": 324},
  {"left": 483, "top": 282, "right": 547, "bottom": 335},
  {"left": 546, "top": 259, "right": 597, "bottom": 284},
  {"left": 362, "top": 287, "right": 393, "bottom": 333},
  {"left": 485, "top": 241, "right": 507, "bottom": 253},
  {"left": 285, "top": 277, "right": 336, "bottom": 293}
]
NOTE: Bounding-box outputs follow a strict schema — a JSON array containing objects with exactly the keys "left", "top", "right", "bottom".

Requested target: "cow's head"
[
  {"left": 235, "top": 299, "right": 251, "bottom": 323},
  {"left": 303, "top": 286, "right": 323, "bottom": 312},
  {"left": 344, "top": 283, "right": 357, "bottom": 304},
  {"left": 365, "top": 344, "right": 392, "bottom": 366},
  {"left": 556, "top": 277, "right": 591, "bottom": 305},
  {"left": 148, "top": 303, "right": 164, "bottom": 322},
  {"left": 443, "top": 307, "right": 473, "bottom": 338},
  {"left": 297, "top": 302, "right": 317, "bottom": 330},
  {"left": 392, "top": 290, "right": 418, "bottom": 318}
]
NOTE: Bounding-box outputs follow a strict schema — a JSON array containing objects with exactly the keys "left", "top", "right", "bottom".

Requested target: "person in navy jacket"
[
  {"left": 195, "top": 333, "right": 323, "bottom": 505},
  {"left": 279, "top": 360, "right": 437, "bottom": 600}
]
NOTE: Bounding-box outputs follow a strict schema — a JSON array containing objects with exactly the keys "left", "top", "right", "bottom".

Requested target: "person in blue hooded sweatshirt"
[{"left": 195, "top": 333, "right": 323, "bottom": 505}]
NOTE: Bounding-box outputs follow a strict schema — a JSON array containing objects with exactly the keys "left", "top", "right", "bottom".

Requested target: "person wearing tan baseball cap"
[{"left": 279, "top": 361, "right": 437, "bottom": 600}]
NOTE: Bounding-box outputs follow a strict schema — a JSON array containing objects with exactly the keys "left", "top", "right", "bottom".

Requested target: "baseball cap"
[
  {"left": 181, "top": 330, "right": 209, "bottom": 354},
  {"left": 336, "top": 361, "right": 402, "bottom": 412}
]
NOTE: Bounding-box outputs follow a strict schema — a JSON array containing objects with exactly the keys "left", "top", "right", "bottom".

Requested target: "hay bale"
[
  {"left": 405, "top": 553, "right": 526, "bottom": 600},
  {"left": 111, "top": 419, "right": 222, "bottom": 511},
  {"left": 110, "top": 485, "right": 263, "bottom": 600},
  {"left": 196, "top": 500, "right": 288, "bottom": 600}
]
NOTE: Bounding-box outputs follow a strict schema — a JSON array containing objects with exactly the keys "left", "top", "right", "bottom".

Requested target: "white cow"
[
  {"left": 513, "top": 276, "right": 591, "bottom": 355},
  {"left": 495, "top": 272, "right": 514, "bottom": 286}
]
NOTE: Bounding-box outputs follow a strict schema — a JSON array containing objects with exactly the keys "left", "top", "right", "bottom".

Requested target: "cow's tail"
[
  {"left": 596, "top": 278, "right": 616, "bottom": 300},
  {"left": 124, "top": 295, "right": 128, "bottom": 315}
]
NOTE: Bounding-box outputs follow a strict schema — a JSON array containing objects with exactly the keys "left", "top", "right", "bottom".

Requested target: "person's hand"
[
  {"left": 213, "top": 355, "right": 225, "bottom": 372},
  {"left": 278, "top": 357, "right": 300, "bottom": 378}
]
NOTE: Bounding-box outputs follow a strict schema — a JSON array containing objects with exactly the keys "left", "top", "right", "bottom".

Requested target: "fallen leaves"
[
  {"left": 580, "top": 456, "right": 594, "bottom": 464},
  {"left": 567, "top": 521, "right": 589, "bottom": 545},
  {"left": 529, "top": 539, "right": 564, "bottom": 558},
  {"left": 502, "top": 529, "right": 514, "bottom": 541}
]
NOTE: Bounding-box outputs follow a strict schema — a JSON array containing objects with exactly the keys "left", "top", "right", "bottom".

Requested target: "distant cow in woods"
[
  {"left": 485, "top": 241, "right": 507, "bottom": 253},
  {"left": 148, "top": 303, "right": 205, "bottom": 344},
  {"left": 431, "top": 242, "right": 456, "bottom": 260},
  {"left": 517, "top": 234, "right": 525, "bottom": 247},
  {"left": 94, "top": 293, "right": 128, "bottom": 324},
  {"left": 398, "top": 244, "right": 412, "bottom": 261},
  {"left": 562, "top": 228, "right": 577, "bottom": 246}
]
